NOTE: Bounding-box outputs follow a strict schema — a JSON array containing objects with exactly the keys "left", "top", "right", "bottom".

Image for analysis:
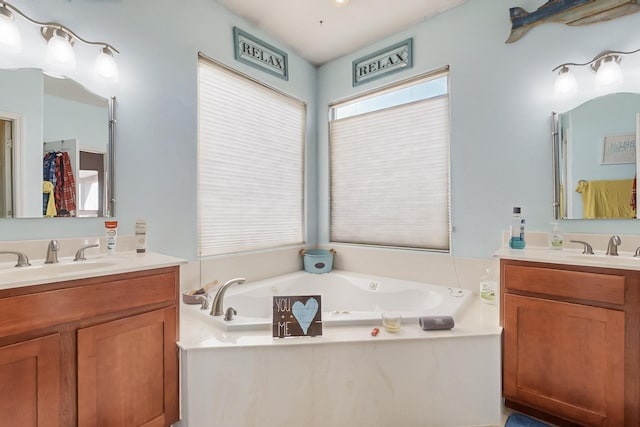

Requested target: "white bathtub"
[{"left": 198, "top": 270, "right": 472, "bottom": 331}]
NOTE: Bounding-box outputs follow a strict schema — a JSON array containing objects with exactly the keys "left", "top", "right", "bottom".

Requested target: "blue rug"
[{"left": 505, "top": 413, "right": 553, "bottom": 427}]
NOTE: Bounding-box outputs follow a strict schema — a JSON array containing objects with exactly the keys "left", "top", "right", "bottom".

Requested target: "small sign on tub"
[{"left": 272, "top": 295, "right": 322, "bottom": 338}]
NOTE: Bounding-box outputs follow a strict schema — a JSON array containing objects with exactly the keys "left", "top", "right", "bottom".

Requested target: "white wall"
[
  {"left": 317, "top": 0, "right": 640, "bottom": 259},
  {"left": 0, "top": 68, "right": 43, "bottom": 217},
  {"left": 0, "top": 0, "right": 318, "bottom": 260}
]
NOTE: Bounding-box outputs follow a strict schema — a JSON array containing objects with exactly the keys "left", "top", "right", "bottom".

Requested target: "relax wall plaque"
[
  {"left": 273, "top": 295, "right": 322, "bottom": 338},
  {"left": 233, "top": 27, "right": 289, "bottom": 80},
  {"left": 352, "top": 38, "right": 413, "bottom": 86}
]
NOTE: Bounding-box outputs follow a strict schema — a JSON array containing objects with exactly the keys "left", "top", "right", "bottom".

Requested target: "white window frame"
[
  {"left": 328, "top": 68, "right": 451, "bottom": 252},
  {"left": 197, "top": 55, "right": 306, "bottom": 257}
]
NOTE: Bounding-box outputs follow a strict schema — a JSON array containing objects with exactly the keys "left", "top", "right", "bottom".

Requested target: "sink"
[{"left": 0, "top": 259, "right": 118, "bottom": 285}]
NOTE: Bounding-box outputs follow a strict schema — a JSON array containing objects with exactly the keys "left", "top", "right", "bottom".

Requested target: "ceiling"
[{"left": 215, "top": 0, "right": 469, "bottom": 66}]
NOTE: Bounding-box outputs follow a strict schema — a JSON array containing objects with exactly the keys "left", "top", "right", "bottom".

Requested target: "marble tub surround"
[
  {"left": 195, "top": 245, "right": 305, "bottom": 291},
  {"left": 177, "top": 298, "right": 502, "bottom": 427},
  {"left": 191, "top": 244, "right": 500, "bottom": 299}
]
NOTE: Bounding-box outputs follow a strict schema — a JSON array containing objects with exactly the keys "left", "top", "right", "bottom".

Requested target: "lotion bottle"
[{"left": 549, "top": 222, "right": 563, "bottom": 250}]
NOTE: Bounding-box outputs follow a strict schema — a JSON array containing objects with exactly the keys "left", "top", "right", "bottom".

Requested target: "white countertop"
[
  {"left": 0, "top": 251, "right": 186, "bottom": 291},
  {"left": 178, "top": 297, "right": 502, "bottom": 350},
  {"left": 495, "top": 246, "right": 640, "bottom": 271}
]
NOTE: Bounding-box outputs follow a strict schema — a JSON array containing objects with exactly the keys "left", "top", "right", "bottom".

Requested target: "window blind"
[
  {"left": 197, "top": 58, "right": 305, "bottom": 257},
  {"left": 330, "top": 93, "right": 450, "bottom": 251}
]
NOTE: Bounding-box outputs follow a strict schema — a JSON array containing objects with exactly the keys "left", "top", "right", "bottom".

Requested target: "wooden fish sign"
[{"left": 506, "top": 0, "right": 640, "bottom": 43}]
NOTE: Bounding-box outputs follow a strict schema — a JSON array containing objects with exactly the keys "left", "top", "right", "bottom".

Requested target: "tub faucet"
[
  {"left": 45, "top": 240, "right": 59, "bottom": 264},
  {"left": 210, "top": 277, "right": 246, "bottom": 316},
  {"left": 606, "top": 235, "right": 621, "bottom": 256}
]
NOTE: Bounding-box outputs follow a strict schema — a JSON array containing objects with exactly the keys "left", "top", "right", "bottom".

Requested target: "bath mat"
[{"left": 505, "top": 413, "right": 553, "bottom": 427}]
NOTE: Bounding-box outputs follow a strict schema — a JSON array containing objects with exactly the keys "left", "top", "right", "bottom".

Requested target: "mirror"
[
  {"left": 553, "top": 92, "right": 640, "bottom": 220},
  {"left": 0, "top": 68, "right": 114, "bottom": 218}
]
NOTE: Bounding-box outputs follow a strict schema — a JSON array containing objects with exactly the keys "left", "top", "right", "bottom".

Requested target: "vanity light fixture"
[
  {"left": 552, "top": 48, "right": 640, "bottom": 96},
  {"left": 0, "top": 1, "right": 119, "bottom": 82},
  {"left": 331, "top": 0, "right": 350, "bottom": 7}
]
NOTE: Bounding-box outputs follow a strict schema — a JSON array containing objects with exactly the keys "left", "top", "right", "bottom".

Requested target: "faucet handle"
[
  {"left": 0, "top": 251, "right": 31, "bottom": 267},
  {"left": 195, "top": 295, "right": 210, "bottom": 310},
  {"left": 74, "top": 243, "right": 100, "bottom": 261},
  {"left": 569, "top": 240, "right": 594, "bottom": 254}
]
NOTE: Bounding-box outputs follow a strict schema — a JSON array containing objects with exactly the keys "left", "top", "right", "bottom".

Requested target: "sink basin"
[{"left": 0, "top": 259, "right": 118, "bottom": 285}]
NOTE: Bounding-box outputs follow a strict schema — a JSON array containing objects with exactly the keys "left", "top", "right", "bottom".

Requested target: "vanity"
[
  {"left": 0, "top": 252, "right": 184, "bottom": 427},
  {"left": 499, "top": 248, "right": 640, "bottom": 426}
]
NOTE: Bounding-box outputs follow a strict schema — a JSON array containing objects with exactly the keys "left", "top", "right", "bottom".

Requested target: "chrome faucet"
[
  {"left": 606, "top": 235, "right": 621, "bottom": 256},
  {"left": 0, "top": 251, "right": 31, "bottom": 267},
  {"left": 45, "top": 240, "right": 59, "bottom": 264},
  {"left": 210, "top": 277, "right": 246, "bottom": 316},
  {"left": 74, "top": 243, "right": 100, "bottom": 261}
]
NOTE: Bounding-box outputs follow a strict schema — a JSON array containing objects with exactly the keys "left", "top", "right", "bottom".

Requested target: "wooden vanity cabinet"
[
  {"left": 0, "top": 266, "right": 180, "bottom": 427},
  {"left": 500, "top": 259, "right": 640, "bottom": 427}
]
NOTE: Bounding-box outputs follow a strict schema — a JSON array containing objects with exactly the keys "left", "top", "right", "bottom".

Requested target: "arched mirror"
[
  {"left": 0, "top": 68, "right": 115, "bottom": 218},
  {"left": 553, "top": 92, "right": 640, "bottom": 220}
]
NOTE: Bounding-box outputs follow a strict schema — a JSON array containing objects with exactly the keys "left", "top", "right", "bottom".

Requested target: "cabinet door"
[
  {"left": 77, "top": 307, "right": 178, "bottom": 427},
  {"left": 504, "top": 294, "right": 624, "bottom": 426},
  {"left": 0, "top": 334, "right": 61, "bottom": 427}
]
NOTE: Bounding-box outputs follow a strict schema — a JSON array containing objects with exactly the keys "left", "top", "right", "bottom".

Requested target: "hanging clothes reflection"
[{"left": 43, "top": 151, "right": 76, "bottom": 217}]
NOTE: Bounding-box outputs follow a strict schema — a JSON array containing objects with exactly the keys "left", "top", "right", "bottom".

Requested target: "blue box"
[{"left": 302, "top": 249, "right": 334, "bottom": 274}]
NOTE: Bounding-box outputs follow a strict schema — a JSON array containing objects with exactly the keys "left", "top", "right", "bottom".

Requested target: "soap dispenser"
[{"left": 549, "top": 222, "right": 563, "bottom": 250}]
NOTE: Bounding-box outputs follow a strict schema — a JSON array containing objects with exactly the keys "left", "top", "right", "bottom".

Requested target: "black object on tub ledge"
[
  {"left": 419, "top": 315, "right": 454, "bottom": 330},
  {"left": 300, "top": 248, "right": 335, "bottom": 274}
]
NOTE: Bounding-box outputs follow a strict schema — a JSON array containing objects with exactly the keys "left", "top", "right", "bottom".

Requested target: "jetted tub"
[{"left": 198, "top": 270, "right": 472, "bottom": 331}]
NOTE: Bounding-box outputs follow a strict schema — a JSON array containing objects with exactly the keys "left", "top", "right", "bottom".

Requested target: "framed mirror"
[
  {"left": 0, "top": 68, "right": 115, "bottom": 218},
  {"left": 553, "top": 92, "right": 640, "bottom": 220}
]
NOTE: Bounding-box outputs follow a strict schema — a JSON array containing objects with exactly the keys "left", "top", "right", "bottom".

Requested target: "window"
[
  {"left": 329, "top": 69, "right": 450, "bottom": 251},
  {"left": 197, "top": 55, "right": 306, "bottom": 257}
]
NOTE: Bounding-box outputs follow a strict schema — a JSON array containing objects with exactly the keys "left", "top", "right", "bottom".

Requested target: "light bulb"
[
  {"left": 595, "top": 56, "right": 623, "bottom": 89},
  {"left": 331, "top": 0, "right": 349, "bottom": 7},
  {"left": 45, "top": 29, "right": 76, "bottom": 76},
  {"left": 553, "top": 66, "right": 577, "bottom": 96},
  {"left": 94, "top": 47, "right": 119, "bottom": 82},
  {"left": 0, "top": 7, "right": 21, "bottom": 54}
]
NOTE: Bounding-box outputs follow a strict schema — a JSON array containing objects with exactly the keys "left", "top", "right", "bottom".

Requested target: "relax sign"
[
  {"left": 272, "top": 295, "right": 322, "bottom": 338},
  {"left": 352, "top": 38, "right": 413, "bottom": 86},
  {"left": 233, "top": 27, "right": 289, "bottom": 80}
]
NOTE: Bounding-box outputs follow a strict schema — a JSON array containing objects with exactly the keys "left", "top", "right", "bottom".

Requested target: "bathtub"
[
  {"left": 177, "top": 270, "right": 502, "bottom": 427},
  {"left": 197, "top": 270, "right": 472, "bottom": 331}
]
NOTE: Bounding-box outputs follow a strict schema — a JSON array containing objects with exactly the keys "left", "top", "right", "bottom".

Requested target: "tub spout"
[{"left": 210, "top": 278, "right": 246, "bottom": 316}]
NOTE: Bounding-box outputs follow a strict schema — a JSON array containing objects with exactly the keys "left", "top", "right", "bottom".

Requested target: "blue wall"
[
  {"left": 2, "top": 0, "right": 640, "bottom": 261},
  {"left": 0, "top": 0, "right": 318, "bottom": 260},
  {"left": 317, "top": 0, "right": 640, "bottom": 258}
]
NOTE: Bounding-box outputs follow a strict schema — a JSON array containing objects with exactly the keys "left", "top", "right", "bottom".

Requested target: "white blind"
[
  {"left": 330, "top": 94, "right": 450, "bottom": 250},
  {"left": 197, "top": 58, "right": 305, "bottom": 257}
]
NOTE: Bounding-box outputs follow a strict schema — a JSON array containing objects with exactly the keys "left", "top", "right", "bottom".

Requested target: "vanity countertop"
[
  {"left": 494, "top": 246, "right": 640, "bottom": 271},
  {"left": 0, "top": 251, "right": 186, "bottom": 291}
]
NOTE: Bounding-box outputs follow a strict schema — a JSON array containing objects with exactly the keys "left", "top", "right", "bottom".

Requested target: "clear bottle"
[
  {"left": 509, "top": 207, "right": 526, "bottom": 249},
  {"left": 479, "top": 267, "right": 497, "bottom": 305},
  {"left": 549, "top": 222, "right": 563, "bottom": 250}
]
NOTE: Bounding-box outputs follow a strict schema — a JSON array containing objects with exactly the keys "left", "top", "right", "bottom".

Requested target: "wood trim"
[
  {"left": 0, "top": 269, "right": 177, "bottom": 338},
  {"left": 504, "top": 294, "right": 624, "bottom": 426},
  {"left": 503, "top": 263, "right": 625, "bottom": 305},
  {"left": 77, "top": 307, "right": 178, "bottom": 426},
  {"left": 0, "top": 333, "right": 61, "bottom": 427}
]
